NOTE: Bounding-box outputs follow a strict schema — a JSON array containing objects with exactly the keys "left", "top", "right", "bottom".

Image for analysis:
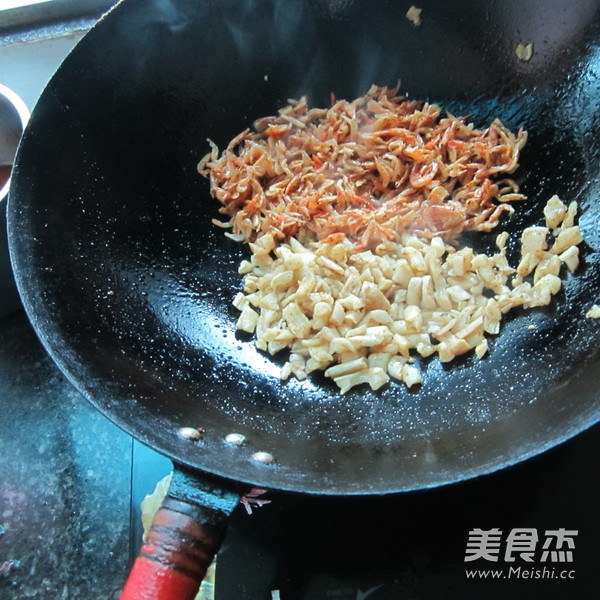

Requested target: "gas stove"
[{"left": 0, "top": 5, "right": 598, "bottom": 600}]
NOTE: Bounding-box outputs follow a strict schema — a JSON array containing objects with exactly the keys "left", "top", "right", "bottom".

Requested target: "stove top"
[{"left": 0, "top": 8, "right": 599, "bottom": 600}]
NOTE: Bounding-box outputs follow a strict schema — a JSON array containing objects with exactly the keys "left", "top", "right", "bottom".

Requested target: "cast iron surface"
[{"left": 8, "top": 0, "right": 600, "bottom": 494}]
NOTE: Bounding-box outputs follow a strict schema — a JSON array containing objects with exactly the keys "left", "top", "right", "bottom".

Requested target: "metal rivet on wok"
[
  {"left": 225, "top": 433, "right": 246, "bottom": 446},
  {"left": 178, "top": 427, "right": 204, "bottom": 441},
  {"left": 251, "top": 451, "right": 275, "bottom": 464}
]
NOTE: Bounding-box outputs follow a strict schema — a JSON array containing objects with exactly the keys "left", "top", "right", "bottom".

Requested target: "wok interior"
[{"left": 9, "top": 0, "right": 600, "bottom": 493}]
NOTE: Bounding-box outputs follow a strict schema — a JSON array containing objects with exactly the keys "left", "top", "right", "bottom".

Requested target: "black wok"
[{"left": 7, "top": 0, "right": 600, "bottom": 597}]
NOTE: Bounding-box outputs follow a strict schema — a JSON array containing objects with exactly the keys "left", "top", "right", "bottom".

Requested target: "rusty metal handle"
[{"left": 120, "top": 467, "right": 240, "bottom": 600}]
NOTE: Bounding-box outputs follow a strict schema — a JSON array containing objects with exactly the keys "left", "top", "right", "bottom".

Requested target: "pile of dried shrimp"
[{"left": 200, "top": 84, "right": 527, "bottom": 249}]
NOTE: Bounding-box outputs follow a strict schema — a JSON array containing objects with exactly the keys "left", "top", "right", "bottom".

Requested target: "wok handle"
[{"left": 119, "top": 467, "right": 241, "bottom": 600}]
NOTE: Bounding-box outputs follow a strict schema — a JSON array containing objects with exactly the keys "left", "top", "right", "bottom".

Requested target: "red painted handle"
[
  {"left": 120, "top": 469, "right": 240, "bottom": 600},
  {"left": 120, "top": 556, "right": 200, "bottom": 600}
]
